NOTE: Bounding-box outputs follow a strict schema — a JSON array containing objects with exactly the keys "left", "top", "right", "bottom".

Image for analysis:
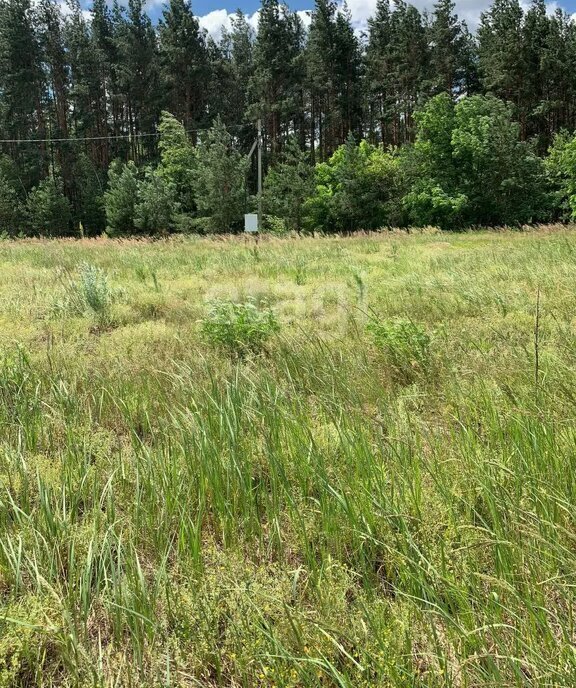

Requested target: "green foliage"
[
  {"left": 72, "top": 153, "right": 106, "bottom": 235},
  {"left": 367, "top": 316, "right": 431, "bottom": 381},
  {"left": 428, "top": 0, "right": 477, "bottom": 96},
  {"left": 452, "top": 95, "right": 549, "bottom": 225},
  {"left": 403, "top": 182, "right": 468, "bottom": 229},
  {"left": 158, "top": 1, "right": 208, "bottom": 137},
  {"left": 201, "top": 299, "right": 279, "bottom": 355},
  {"left": 0, "top": 171, "right": 24, "bottom": 236},
  {"left": 307, "top": 135, "right": 403, "bottom": 232},
  {"left": 546, "top": 131, "right": 576, "bottom": 221},
  {"left": 56, "top": 262, "right": 113, "bottom": 326},
  {"left": 25, "top": 176, "right": 71, "bottom": 236},
  {"left": 263, "top": 136, "right": 314, "bottom": 234},
  {"left": 0, "top": 0, "right": 575, "bottom": 236},
  {"left": 263, "top": 214, "right": 288, "bottom": 235},
  {"left": 135, "top": 167, "right": 178, "bottom": 233},
  {"left": 78, "top": 262, "right": 111, "bottom": 316},
  {"left": 0, "top": 598, "right": 51, "bottom": 688},
  {"left": 156, "top": 110, "right": 197, "bottom": 212},
  {"left": 193, "top": 117, "right": 249, "bottom": 232},
  {"left": 104, "top": 160, "right": 139, "bottom": 235},
  {"left": 403, "top": 93, "right": 550, "bottom": 229}
]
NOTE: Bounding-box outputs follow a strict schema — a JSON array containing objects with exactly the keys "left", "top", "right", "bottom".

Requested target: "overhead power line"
[
  {"left": 0, "top": 132, "right": 160, "bottom": 144},
  {"left": 0, "top": 122, "right": 252, "bottom": 145}
]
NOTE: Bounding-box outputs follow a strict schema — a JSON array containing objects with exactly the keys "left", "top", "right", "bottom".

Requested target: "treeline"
[{"left": 1, "top": 0, "right": 576, "bottom": 235}]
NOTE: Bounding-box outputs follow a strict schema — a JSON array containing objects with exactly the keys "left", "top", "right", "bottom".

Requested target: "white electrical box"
[{"left": 244, "top": 213, "right": 258, "bottom": 233}]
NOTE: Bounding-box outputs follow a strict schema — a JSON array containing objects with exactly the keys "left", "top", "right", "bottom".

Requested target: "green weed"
[
  {"left": 367, "top": 316, "right": 431, "bottom": 381},
  {"left": 201, "top": 298, "right": 280, "bottom": 356},
  {"left": 0, "top": 227, "right": 575, "bottom": 686}
]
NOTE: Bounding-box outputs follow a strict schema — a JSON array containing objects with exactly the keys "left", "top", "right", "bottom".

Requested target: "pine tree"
[
  {"left": 428, "top": 0, "right": 475, "bottom": 96},
  {"left": 0, "top": 0, "right": 47, "bottom": 187},
  {"left": 333, "top": 6, "right": 363, "bottom": 141},
  {"left": 307, "top": 0, "right": 362, "bottom": 158},
  {"left": 193, "top": 117, "right": 248, "bottom": 232},
  {"left": 536, "top": 7, "right": 575, "bottom": 148},
  {"left": 114, "top": 0, "right": 161, "bottom": 162},
  {"left": 263, "top": 136, "right": 314, "bottom": 233},
  {"left": 91, "top": 0, "right": 119, "bottom": 160},
  {"left": 0, "top": 172, "right": 24, "bottom": 236},
  {"left": 478, "top": 0, "right": 528, "bottom": 134},
  {"left": 365, "top": 0, "right": 395, "bottom": 145},
  {"left": 26, "top": 175, "right": 72, "bottom": 236},
  {"left": 228, "top": 11, "right": 256, "bottom": 148},
  {"left": 521, "top": 0, "right": 549, "bottom": 144},
  {"left": 250, "top": 0, "right": 305, "bottom": 157},
  {"left": 158, "top": 0, "right": 209, "bottom": 134},
  {"left": 389, "top": 1, "right": 429, "bottom": 143},
  {"left": 156, "top": 110, "right": 196, "bottom": 212},
  {"left": 135, "top": 168, "right": 178, "bottom": 233},
  {"left": 66, "top": 0, "right": 109, "bottom": 167},
  {"left": 38, "top": 0, "right": 74, "bottom": 199},
  {"left": 104, "top": 160, "right": 139, "bottom": 235}
]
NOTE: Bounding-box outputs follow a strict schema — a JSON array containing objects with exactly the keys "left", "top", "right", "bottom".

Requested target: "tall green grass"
[{"left": 0, "top": 227, "right": 576, "bottom": 686}]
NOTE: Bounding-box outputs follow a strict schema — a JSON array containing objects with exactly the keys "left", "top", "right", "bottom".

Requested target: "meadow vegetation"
[{"left": 0, "top": 227, "right": 576, "bottom": 686}]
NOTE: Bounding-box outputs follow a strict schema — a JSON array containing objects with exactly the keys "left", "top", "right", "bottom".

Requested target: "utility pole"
[{"left": 257, "top": 118, "right": 263, "bottom": 233}]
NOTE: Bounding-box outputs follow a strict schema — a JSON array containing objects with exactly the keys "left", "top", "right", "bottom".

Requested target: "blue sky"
[
  {"left": 185, "top": 0, "right": 576, "bottom": 38},
  {"left": 73, "top": 0, "right": 576, "bottom": 36}
]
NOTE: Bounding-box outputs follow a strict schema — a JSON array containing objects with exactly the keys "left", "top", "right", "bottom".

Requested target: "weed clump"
[
  {"left": 367, "top": 317, "right": 430, "bottom": 381},
  {"left": 54, "top": 262, "right": 113, "bottom": 327},
  {"left": 201, "top": 299, "right": 279, "bottom": 356},
  {"left": 78, "top": 263, "right": 111, "bottom": 316}
]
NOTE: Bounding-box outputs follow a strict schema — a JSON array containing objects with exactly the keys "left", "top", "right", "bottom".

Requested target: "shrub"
[
  {"left": 306, "top": 136, "right": 404, "bottom": 233},
  {"left": 367, "top": 317, "right": 430, "bottom": 381},
  {"left": 55, "top": 262, "right": 113, "bottom": 327},
  {"left": 264, "top": 215, "right": 289, "bottom": 235},
  {"left": 78, "top": 263, "right": 112, "bottom": 317},
  {"left": 201, "top": 299, "right": 279, "bottom": 355}
]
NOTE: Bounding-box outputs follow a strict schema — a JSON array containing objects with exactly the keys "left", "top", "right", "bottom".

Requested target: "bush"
[
  {"left": 201, "top": 299, "right": 279, "bottom": 356},
  {"left": 78, "top": 263, "right": 112, "bottom": 317},
  {"left": 546, "top": 131, "right": 576, "bottom": 221},
  {"left": 367, "top": 317, "right": 430, "bottom": 381},
  {"left": 263, "top": 215, "right": 289, "bottom": 235},
  {"left": 55, "top": 262, "right": 113, "bottom": 327},
  {"left": 306, "top": 136, "right": 404, "bottom": 233},
  {"left": 175, "top": 215, "right": 213, "bottom": 234}
]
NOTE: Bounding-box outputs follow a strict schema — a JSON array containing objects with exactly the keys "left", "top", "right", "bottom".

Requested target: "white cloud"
[
  {"left": 344, "top": 0, "right": 379, "bottom": 32},
  {"left": 297, "top": 9, "right": 313, "bottom": 29},
  {"left": 195, "top": 5, "right": 309, "bottom": 40},
  {"left": 196, "top": 8, "right": 260, "bottom": 39},
  {"left": 195, "top": 0, "right": 573, "bottom": 39},
  {"left": 197, "top": 8, "right": 233, "bottom": 35}
]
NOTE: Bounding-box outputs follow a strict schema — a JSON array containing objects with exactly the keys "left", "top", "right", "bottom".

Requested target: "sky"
[
  {"left": 180, "top": 0, "right": 576, "bottom": 38},
  {"left": 68, "top": 0, "right": 576, "bottom": 39}
]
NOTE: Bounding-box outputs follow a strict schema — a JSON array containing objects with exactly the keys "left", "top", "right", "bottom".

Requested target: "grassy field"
[{"left": 1, "top": 226, "right": 576, "bottom": 687}]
